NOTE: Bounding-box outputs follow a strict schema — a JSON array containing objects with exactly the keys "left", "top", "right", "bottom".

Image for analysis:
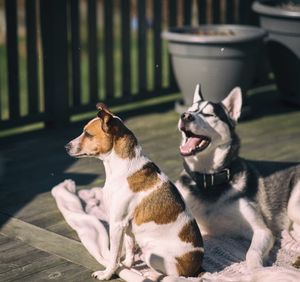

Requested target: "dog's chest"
[
  {"left": 177, "top": 182, "right": 252, "bottom": 237},
  {"left": 103, "top": 178, "right": 137, "bottom": 214}
]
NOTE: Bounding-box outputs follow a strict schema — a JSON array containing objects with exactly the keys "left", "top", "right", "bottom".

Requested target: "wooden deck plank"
[
  {"left": 18, "top": 262, "right": 97, "bottom": 282},
  {"left": 0, "top": 214, "right": 101, "bottom": 271},
  {"left": 0, "top": 258, "right": 63, "bottom": 281},
  {"left": 0, "top": 249, "right": 57, "bottom": 281},
  {"left": 1, "top": 247, "right": 50, "bottom": 271},
  {"left": 0, "top": 238, "right": 24, "bottom": 253},
  {"left": 0, "top": 235, "right": 98, "bottom": 282},
  {"left": 0, "top": 234, "right": 11, "bottom": 245},
  {"left": 0, "top": 234, "right": 64, "bottom": 280}
]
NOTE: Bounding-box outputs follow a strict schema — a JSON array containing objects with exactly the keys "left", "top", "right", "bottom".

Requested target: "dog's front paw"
[{"left": 92, "top": 269, "right": 114, "bottom": 281}]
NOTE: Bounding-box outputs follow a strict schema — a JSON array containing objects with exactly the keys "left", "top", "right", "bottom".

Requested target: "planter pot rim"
[
  {"left": 252, "top": 1, "right": 300, "bottom": 19},
  {"left": 161, "top": 25, "right": 267, "bottom": 44}
]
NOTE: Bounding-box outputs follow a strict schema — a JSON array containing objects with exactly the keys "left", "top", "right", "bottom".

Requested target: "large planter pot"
[
  {"left": 253, "top": 0, "right": 300, "bottom": 105},
  {"left": 162, "top": 25, "right": 266, "bottom": 108}
]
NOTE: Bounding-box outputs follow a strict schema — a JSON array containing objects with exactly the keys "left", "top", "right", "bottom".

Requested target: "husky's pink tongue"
[{"left": 180, "top": 137, "right": 202, "bottom": 155}]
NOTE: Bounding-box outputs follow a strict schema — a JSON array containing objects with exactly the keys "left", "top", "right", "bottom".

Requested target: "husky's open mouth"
[{"left": 180, "top": 130, "right": 210, "bottom": 156}]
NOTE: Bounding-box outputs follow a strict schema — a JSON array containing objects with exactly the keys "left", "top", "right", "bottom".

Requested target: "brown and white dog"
[{"left": 65, "top": 104, "right": 204, "bottom": 280}]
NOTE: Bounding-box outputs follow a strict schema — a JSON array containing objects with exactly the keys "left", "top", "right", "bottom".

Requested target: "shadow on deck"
[{"left": 0, "top": 88, "right": 300, "bottom": 281}]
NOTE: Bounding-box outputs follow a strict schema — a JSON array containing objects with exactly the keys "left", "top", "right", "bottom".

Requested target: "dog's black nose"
[
  {"left": 181, "top": 112, "right": 195, "bottom": 122},
  {"left": 65, "top": 143, "right": 71, "bottom": 152}
]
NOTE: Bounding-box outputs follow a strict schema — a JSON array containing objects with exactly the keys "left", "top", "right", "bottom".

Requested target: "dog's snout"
[
  {"left": 181, "top": 112, "right": 195, "bottom": 122},
  {"left": 65, "top": 143, "right": 71, "bottom": 152}
]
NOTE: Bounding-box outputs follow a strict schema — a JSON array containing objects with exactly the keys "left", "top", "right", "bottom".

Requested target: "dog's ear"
[
  {"left": 222, "top": 87, "right": 242, "bottom": 122},
  {"left": 193, "top": 84, "right": 204, "bottom": 104},
  {"left": 96, "top": 103, "right": 116, "bottom": 134},
  {"left": 96, "top": 103, "right": 112, "bottom": 115}
]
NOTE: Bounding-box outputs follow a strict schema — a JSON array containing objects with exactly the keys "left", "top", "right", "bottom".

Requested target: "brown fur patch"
[
  {"left": 292, "top": 256, "right": 300, "bottom": 269},
  {"left": 179, "top": 220, "right": 203, "bottom": 248},
  {"left": 114, "top": 129, "right": 137, "bottom": 159},
  {"left": 81, "top": 118, "right": 114, "bottom": 155},
  {"left": 127, "top": 162, "right": 160, "bottom": 192},
  {"left": 176, "top": 250, "right": 204, "bottom": 277},
  {"left": 100, "top": 112, "right": 138, "bottom": 159},
  {"left": 133, "top": 181, "right": 185, "bottom": 225}
]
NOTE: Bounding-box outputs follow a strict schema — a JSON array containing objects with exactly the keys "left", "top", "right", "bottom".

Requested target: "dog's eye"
[
  {"left": 201, "top": 112, "right": 215, "bottom": 118},
  {"left": 84, "top": 131, "right": 93, "bottom": 138}
]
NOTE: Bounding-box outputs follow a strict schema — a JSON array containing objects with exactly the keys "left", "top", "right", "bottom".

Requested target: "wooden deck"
[{"left": 1, "top": 88, "right": 300, "bottom": 281}]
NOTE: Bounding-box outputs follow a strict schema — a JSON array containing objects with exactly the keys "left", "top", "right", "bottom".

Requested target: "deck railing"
[{"left": 0, "top": 0, "right": 257, "bottom": 131}]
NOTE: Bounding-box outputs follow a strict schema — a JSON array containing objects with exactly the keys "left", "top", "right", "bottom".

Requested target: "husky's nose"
[
  {"left": 65, "top": 143, "right": 72, "bottom": 153},
  {"left": 181, "top": 112, "right": 195, "bottom": 122}
]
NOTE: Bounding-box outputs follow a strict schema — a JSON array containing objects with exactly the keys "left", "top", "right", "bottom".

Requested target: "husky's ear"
[
  {"left": 193, "top": 84, "right": 204, "bottom": 104},
  {"left": 222, "top": 87, "right": 242, "bottom": 122}
]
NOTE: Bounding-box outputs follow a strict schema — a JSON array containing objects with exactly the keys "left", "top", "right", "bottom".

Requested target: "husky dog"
[{"left": 176, "top": 84, "right": 300, "bottom": 269}]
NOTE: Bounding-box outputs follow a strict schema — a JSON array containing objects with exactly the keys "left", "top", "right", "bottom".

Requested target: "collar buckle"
[
  {"left": 224, "top": 168, "right": 230, "bottom": 181},
  {"left": 203, "top": 174, "right": 207, "bottom": 188},
  {"left": 203, "top": 173, "right": 214, "bottom": 188}
]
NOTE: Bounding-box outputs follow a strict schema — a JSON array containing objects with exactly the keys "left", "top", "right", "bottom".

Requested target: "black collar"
[{"left": 183, "top": 161, "right": 232, "bottom": 189}]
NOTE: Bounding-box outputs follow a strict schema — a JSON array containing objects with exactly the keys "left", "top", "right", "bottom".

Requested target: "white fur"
[
  {"left": 221, "top": 87, "right": 242, "bottom": 122},
  {"left": 287, "top": 180, "right": 300, "bottom": 239},
  {"left": 193, "top": 84, "right": 203, "bottom": 104}
]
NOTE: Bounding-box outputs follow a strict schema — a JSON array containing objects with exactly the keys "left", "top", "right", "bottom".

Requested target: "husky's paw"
[
  {"left": 246, "top": 251, "right": 263, "bottom": 269},
  {"left": 92, "top": 269, "right": 113, "bottom": 280}
]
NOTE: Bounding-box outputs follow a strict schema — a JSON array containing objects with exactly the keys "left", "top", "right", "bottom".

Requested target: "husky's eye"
[{"left": 201, "top": 112, "right": 215, "bottom": 118}]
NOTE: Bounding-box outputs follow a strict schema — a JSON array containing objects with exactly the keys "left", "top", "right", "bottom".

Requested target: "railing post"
[
  {"left": 39, "top": 0, "right": 69, "bottom": 128},
  {"left": 5, "top": 0, "right": 20, "bottom": 120}
]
